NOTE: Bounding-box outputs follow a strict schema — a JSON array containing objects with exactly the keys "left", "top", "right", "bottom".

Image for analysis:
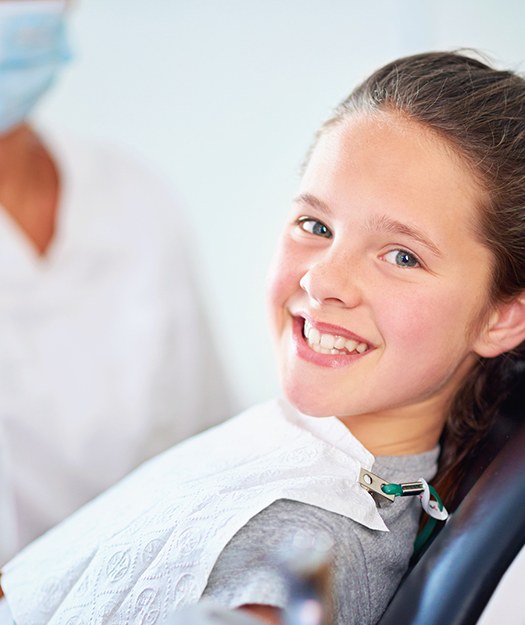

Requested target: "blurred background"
[{"left": 36, "top": 0, "right": 525, "bottom": 409}]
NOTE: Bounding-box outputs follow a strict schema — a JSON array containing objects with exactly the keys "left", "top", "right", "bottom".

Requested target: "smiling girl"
[
  {"left": 271, "top": 110, "right": 495, "bottom": 456},
  {"left": 1, "top": 51, "right": 525, "bottom": 625}
]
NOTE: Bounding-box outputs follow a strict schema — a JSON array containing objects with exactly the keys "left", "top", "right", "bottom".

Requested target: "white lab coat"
[{"left": 0, "top": 127, "right": 233, "bottom": 564}]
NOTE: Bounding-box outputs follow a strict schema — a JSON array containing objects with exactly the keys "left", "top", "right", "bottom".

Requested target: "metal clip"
[
  {"left": 398, "top": 481, "right": 425, "bottom": 497},
  {"left": 359, "top": 468, "right": 395, "bottom": 507}
]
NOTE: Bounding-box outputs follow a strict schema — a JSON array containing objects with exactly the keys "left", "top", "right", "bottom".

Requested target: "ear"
[{"left": 474, "top": 293, "right": 525, "bottom": 358}]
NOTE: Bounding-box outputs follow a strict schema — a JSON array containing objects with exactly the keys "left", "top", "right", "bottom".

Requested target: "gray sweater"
[{"left": 202, "top": 449, "right": 439, "bottom": 625}]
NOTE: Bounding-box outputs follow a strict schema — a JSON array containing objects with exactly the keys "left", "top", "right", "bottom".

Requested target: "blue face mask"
[{"left": 0, "top": 1, "right": 71, "bottom": 134}]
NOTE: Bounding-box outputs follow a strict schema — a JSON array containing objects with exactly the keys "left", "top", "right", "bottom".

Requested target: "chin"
[{"left": 282, "top": 381, "right": 341, "bottom": 418}]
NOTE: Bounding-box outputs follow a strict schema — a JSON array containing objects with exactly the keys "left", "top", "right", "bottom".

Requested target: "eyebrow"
[
  {"left": 293, "top": 193, "right": 441, "bottom": 257},
  {"left": 293, "top": 193, "right": 333, "bottom": 216},
  {"left": 366, "top": 214, "right": 442, "bottom": 257}
]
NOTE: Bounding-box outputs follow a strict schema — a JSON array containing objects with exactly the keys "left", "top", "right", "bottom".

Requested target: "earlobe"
[{"left": 474, "top": 293, "right": 525, "bottom": 358}]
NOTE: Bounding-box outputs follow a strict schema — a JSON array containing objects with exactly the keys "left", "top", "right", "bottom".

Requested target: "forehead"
[{"left": 302, "top": 112, "right": 485, "bottom": 237}]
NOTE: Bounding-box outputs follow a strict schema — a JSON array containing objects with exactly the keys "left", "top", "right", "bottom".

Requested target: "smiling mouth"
[{"left": 303, "top": 319, "right": 370, "bottom": 355}]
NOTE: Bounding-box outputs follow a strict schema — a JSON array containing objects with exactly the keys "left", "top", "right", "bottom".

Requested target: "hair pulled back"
[{"left": 324, "top": 51, "right": 525, "bottom": 499}]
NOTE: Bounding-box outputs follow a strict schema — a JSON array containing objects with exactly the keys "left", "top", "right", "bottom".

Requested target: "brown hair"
[{"left": 320, "top": 51, "right": 525, "bottom": 501}]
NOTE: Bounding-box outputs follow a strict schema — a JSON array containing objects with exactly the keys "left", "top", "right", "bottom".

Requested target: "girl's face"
[{"left": 267, "top": 112, "right": 495, "bottom": 453}]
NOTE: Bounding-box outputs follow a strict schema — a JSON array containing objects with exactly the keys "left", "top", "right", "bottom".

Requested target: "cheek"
[
  {"left": 378, "top": 286, "right": 479, "bottom": 353},
  {"left": 369, "top": 292, "right": 468, "bottom": 404},
  {"left": 266, "top": 260, "right": 290, "bottom": 338},
  {"left": 266, "top": 244, "right": 302, "bottom": 327}
]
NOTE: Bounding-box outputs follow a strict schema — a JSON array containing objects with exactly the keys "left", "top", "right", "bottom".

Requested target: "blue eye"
[
  {"left": 383, "top": 249, "right": 420, "bottom": 268},
  {"left": 297, "top": 217, "right": 332, "bottom": 238}
]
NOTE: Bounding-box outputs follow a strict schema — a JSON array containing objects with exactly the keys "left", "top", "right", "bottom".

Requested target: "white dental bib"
[{"left": 1, "top": 400, "right": 387, "bottom": 625}]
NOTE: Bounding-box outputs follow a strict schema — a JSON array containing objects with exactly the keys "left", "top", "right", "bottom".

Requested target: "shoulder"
[
  {"left": 204, "top": 491, "right": 422, "bottom": 625},
  {"left": 36, "top": 125, "right": 152, "bottom": 179},
  {"left": 203, "top": 500, "right": 366, "bottom": 619},
  {"left": 36, "top": 124, "right": 184, "bottom": 228}
]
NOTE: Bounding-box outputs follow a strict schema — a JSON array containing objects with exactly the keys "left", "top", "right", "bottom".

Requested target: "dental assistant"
[{"left": 0, "top": 0, "right": 232, "bottom": 565}]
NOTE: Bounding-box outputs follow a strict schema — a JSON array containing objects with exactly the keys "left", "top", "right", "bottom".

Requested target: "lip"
[{"left": 292, "top": 315, "right": 374, "bottom": 369}]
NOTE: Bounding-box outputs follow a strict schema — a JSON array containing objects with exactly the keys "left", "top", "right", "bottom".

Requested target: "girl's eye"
[
  {"left": 296, "top": 216, "right": 332, "bottom": 239},
  {"left": 383, "top": 249, "right": 420, "bottom": 268}
]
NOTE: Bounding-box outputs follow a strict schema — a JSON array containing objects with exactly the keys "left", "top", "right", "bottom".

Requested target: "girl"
[{"left": 1, "top": 50, "right": 525, "bottom": 625}]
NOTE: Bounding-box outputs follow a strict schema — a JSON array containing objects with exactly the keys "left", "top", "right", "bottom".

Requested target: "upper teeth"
[{"left": 304, "top": 320, "right": 369, "bottom": 355}]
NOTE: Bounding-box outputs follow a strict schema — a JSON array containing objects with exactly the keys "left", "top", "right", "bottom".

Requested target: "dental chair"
[{"left": 376, "top": 371, "right": 525, "bottom": 625}]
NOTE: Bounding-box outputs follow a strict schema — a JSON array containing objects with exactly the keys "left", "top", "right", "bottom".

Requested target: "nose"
[{"left": 299, "top": 254, "right": 362, "bottom": 309}]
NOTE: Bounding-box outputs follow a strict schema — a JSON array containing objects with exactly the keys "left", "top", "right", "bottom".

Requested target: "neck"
[
  {"left": 0, "top": 123, "right": 34, "bottom": 185},
  {"left": 338, "top": 398, "right": 448, "bottom": 456},
  {"left": 0, "top": 123, "right": 59, "bottom": 255}
]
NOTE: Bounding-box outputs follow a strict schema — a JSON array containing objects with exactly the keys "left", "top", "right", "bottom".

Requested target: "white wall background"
[{"left": 35, "top": 0, "right": 525, "bottom": 409}]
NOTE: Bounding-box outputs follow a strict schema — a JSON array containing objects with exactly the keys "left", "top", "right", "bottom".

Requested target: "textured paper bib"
[{"left": 1, "top": 400, "right": 386, "bottom": 625}]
